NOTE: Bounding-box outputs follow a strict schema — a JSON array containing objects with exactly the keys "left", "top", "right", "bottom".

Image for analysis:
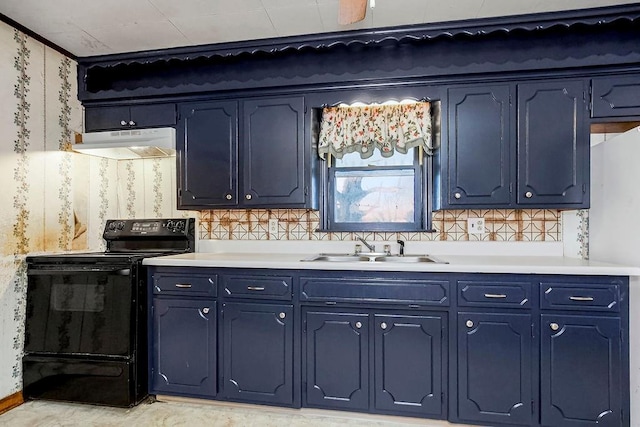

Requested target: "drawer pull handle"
[
  {"left": 380, "top": 322, "right": 388, "bottom": 330},
  {"left": 202, "top": 308, "right": 209, "bottom": 314},
  {"left": 484, "top": 293, "right": 507, "bottom": 299},
  {"left": 175, "top": 284, "right": 192, "bottom": 288},
  {"left": 569, "top": 296, "right": 594, "bottom": 302},
  {"left": 550, "top": 323, "right": 560, "bottom": 331},
  {"left": 355, "top": 322, "right": 362, "bottom": 329},
  {"left": 247, "top": 286, "right": 265, "bottom": 291},
  {"left": 279, "top": 312, "right": 286, "bottom": 319},
  {"left": 466, "top": 320, "right": 474, "bottom": 328}
]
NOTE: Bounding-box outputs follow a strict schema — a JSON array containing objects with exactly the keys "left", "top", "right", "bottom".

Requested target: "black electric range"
[{"left": 23, "top": 218, "right": 195, "bottom": 407}]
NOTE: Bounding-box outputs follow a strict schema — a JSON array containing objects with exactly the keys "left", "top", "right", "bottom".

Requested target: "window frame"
[{"left": 318, "top": 148, "right": 433, "bottom": 232}]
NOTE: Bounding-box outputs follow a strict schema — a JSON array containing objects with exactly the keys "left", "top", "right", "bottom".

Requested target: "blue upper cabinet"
[
  {"left": 592, "top": 75, "right": 640, "bottom": 118},
  {"left": 517, "top": 80, "right": 588, "bottom": 207},
  {"left": 440, "top": 79, "right": 589, "bottom": 209},
  {"left": 85, "top": 103, "right": 177, "bottom": 132},
  {"left": 177, "top": 95, "right": 315, "bottom": 209},
  {"left": 177, "top": 100, "right": 238, "bottom": 208},
  {"left": 241, "top": 97, "right": 307, "bottom": 207},
  {"left": 443, "top": 85, "right": 513, "bottom": 208}
]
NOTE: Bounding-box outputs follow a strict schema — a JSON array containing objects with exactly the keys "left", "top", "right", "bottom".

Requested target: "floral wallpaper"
[{"left": 0, "top": 21, "right": 184, "bottom": 401}]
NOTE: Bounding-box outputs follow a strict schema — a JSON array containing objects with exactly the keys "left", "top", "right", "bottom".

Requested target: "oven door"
[{"left": 25, "top": 264, "right": 134, "bottom": 357}]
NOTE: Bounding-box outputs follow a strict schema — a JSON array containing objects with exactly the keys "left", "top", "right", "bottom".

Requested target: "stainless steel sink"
[
  {"left": 375, "top": 255, "right": 444, "bottom": 263},
  {"left": 306, "top": 254, "right": 373, "bottom": 262},
  {"left": 302, "top": 253, "right": 447, "bottom": 264}
]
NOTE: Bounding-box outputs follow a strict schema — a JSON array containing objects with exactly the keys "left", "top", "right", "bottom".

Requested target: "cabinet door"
[
  {"left": 374, "top": 314, "right": 445, "bottom": 417},
  {"left": 457, "top": 312, "right": 532, "bottom": 425},
  {"left": 85, "top": 103, "right": 176, "bottom": 132},
  {"left": 222, "top": 302, "right": 294, "bottom": 405},
  {"left": 85, "top": 106, "right": 131, "bottom": 131},
  {"left": 242, "top": 96, "right": 306, "bottom": 206},
  {"left": 152, "top": 298, "right": 216, "bottom": 397},
  {"left": 177, "top": 101, "right": 238, "bottom": 208},
  {"left": 129, "top": 103, "right": 177, "bottom": 128},
  {"left": 446, "top": 85, "right": 512, "bottom": 207},
  {"left": 592, "top": 75, "right": 640, "bottom": 118},
  {"left": 517, "top": 80, "right": 588, "bottom": 207},
  {"left": 541, "top": 315, "right": 622, "bottom": 427},
  {"left": 305, "top": 311, "right": 369, "bottom": 411}
]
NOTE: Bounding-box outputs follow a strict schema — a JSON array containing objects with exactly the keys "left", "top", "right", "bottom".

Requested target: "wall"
[{"left": 0, "top": 21, "right": 182, "bottom": 400}]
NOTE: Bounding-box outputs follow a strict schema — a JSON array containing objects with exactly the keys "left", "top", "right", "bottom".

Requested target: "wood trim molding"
[
  {"left": 0, "top": 391, "right": 23, "bottom": 415},
  {"left": 591, "top": 122, "right": 640, "bottom": 134}
]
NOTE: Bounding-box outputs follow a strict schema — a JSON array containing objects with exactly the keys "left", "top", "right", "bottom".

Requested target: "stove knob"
[
  {"left": 117, "top": 221, "right": 125, "bottom": 230},
  {"left": 176, "top": 221, "right": 185, "bottom": 230},
  {"left": 166, "top": 220, "right": 174, "bottom": 229},
  {"left": 108, "top": 222, "right": 116, "bottom": 231}
]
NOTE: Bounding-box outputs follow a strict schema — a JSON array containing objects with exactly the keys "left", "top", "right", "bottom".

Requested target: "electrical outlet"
[
  {"left": 467, "top": 218, "right": 485, "bottom": 234},
  {"left": 269, "top": 219, "right": 279, "bottom": 237}
]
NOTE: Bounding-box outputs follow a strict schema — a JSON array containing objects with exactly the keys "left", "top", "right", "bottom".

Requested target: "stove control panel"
[{"left": 104, "top": 218, "right": 195, "bottom": 238}]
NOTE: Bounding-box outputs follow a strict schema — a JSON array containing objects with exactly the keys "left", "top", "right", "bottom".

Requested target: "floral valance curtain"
[{"left": 318, "top": 102, "right": 433, "bottom": 160}]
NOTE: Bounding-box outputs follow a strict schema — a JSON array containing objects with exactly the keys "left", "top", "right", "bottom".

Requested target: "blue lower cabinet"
[
  {"left": 152, "top": 298, "right": 217, "bottom": 397},
  {"left": 457, "top": 312, "right": 533, "bottom": 425},
  {"left": 541, "top": 315, "right": 622, "bottom": 427},
  {"left": 221, "top": 302, "right": 294, "bottom": 406},
  {"left": 374, "top": 314, "right": 445, "bottom": 417},
  {"left": 304, "top": 311, "right": 369, "bottom": 411}
]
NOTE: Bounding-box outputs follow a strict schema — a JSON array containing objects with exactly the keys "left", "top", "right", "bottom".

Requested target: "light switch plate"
[{"left": 467, "top": 218, "right": 485, "bottom": 234}]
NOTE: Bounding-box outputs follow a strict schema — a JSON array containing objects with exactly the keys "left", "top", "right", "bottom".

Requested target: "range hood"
[{"left": 73, "top": 127, "right": 176, "bottom": 160}]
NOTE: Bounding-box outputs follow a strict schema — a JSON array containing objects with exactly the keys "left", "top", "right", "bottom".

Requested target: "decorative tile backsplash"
[{"left": 199, "top": 209, "right": 562, "bottom": 242}]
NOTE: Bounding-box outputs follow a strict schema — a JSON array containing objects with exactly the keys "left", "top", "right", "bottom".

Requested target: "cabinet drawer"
[
  {"left": 223, "top": 275, "right": 292, "bottom": 300},
  {"left": 540, "top": 281, "right": 620, "bottom": 312},
  {"left": 153, "top": 272, "right": 217, "bottom": 297},
  {"left": 300, "top": 277, "right": 449, "bottom": 306},
  {"left": 458, "top": 280, "right": 531, "bottom": 308}
]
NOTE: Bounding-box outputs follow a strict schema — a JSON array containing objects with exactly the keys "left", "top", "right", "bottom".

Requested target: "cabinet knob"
[
  {"left": 120, "top": 120, "right": 127, "bottom": 126},
  {"left": 279, "top": 312, "right": 286, "bottom": 319},
  {"left": 225, "top": 194, "right": 232, "bottom": 200},
  {"left": 525, "top": 191, "right": 533, "bottom": 198},
  {"left": 202, "top": 307, "right": 209, "bottom": 314},
  {"left": 380, "top": 322, "right": 387, "bottom": 330},
  {"left": 245, "top": 194, "right": 252, "bottom": 200},
  {"left": 355, "top": 321, "right": 362, "bottom": 329},
  {"left": 128, "top": 120, "right": 136, "bottom": 126},
  {"left": 466, "top": 320, "right": 474, "bottom": 328},
  {"left": 550, "top": 322, "right": 559, "bottom": 331},
  {"left": 454, "top": 192, "right": 462, "bottom": 199}
]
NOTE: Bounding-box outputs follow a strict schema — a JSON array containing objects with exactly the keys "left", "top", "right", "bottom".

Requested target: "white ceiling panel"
[
  {"left": 370, "top": 0, "right": 429, "bottom": 28},
  {"left": 171, "top": 10, "right": 277, "bottom": 46},
  {"left": 267, "top": 5, "right": 324, "bottom": 38},
  {"left": 38, "top": 29, "right": 110, "bottom": 57},
  {"left": 83, "top": 20, "right": 189, "bottom": 54},
  {"left": 0, "top": 0, "right": 635, "bottom": 56},
  {"left": 149, "top": 0, "right": 264, "bottom": 18},
  {"left": 419, "top": 0, "right": 484, "bottom": 24}
]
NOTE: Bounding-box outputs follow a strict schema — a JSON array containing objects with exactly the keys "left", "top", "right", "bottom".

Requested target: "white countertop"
[{"left": 143, "top": 251, "right": 640, "bottom": 276}]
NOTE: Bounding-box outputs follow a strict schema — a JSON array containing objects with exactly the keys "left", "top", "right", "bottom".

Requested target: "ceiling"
[{"left": 0, "top": 0, "right": 637, "bottom": 58}]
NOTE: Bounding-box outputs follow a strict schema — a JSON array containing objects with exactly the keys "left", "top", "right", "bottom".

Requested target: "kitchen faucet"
[{"left": 356, "top": 236, "right": 376, "bottom": 253}]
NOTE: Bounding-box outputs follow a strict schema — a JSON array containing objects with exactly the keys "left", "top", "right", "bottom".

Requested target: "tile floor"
[{"left": 0, "top": 397, "right": 477, "bottom": 427}]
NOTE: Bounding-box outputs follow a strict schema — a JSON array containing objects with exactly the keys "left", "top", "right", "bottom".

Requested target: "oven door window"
[{"left": 25, "top": 269, "right": 133, "bottom": 357}]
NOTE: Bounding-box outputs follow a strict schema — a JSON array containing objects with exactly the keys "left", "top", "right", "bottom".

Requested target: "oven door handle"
[{"left": 28, "top": 267, "right": 131, "bottom": 275}]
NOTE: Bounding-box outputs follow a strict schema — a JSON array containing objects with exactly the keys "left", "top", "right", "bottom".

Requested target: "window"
[{"left": 317, "top": 101, "right": 435, "bottom": 232}]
